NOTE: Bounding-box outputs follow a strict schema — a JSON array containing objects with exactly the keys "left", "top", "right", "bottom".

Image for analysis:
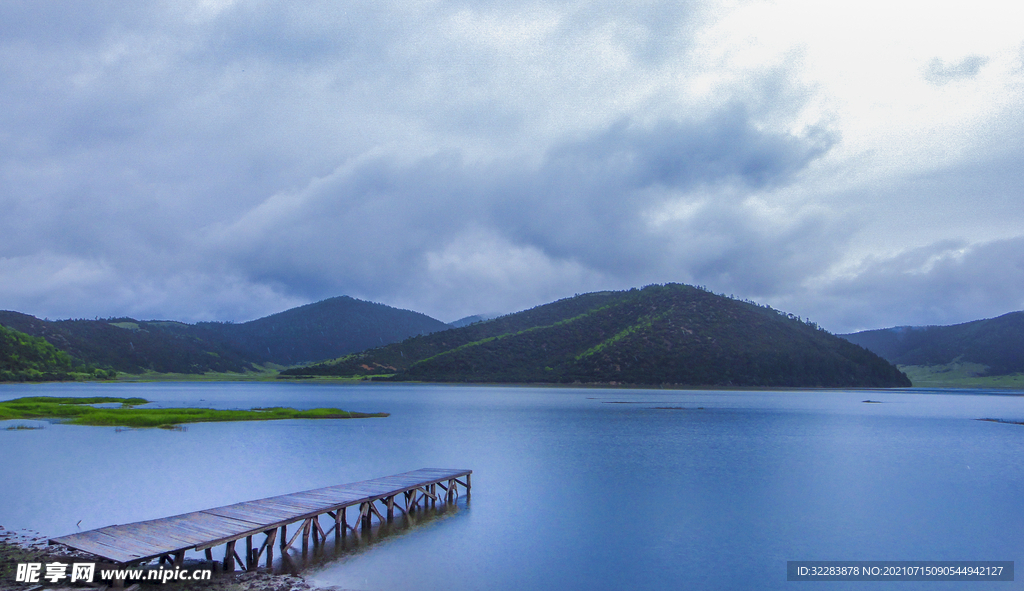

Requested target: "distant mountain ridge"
[
  {"left": 284, "top": 284, "right": 911, "bottom": 387},
  {"left": 841, "top": 311, "right": 1024, "bottom": 376},
  {"left": 188, "top": 297, "right": 450, "bottom": 365},
  {"left": 0, "top": 296, "right": 449, "bottom": 374},
  {"left": 448, "top": 314, "right": 499, "bottom": 328}
]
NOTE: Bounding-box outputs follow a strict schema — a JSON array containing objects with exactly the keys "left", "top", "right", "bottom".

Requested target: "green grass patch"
[
  {"left": 575, "top": 312, "right": 666, "bottom": 361},
  {"left": 900, "top": 363, "right": 1024, "bottom": 389},
  {"left": 407, "top": 304, "right": 620, "bottom": 370},
  {"left": 109, "top": 322, "right": 140, "bottom": 330},
  {"left": 0, "top": 396, "right": 388, "bottom": 428},
  {"left": 116, "top": 368, "right": 393, "bottom": 383},
  {"left": 115, "top": 368, "right": 281, "bottom": 382},
  {"left": 276, "top": 373, "right": 395, "bottom": 381}
]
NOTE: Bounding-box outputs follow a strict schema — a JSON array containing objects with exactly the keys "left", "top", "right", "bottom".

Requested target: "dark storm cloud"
[
  {"left": 492, "top": 107, "right": 836, "bottom": 270},
  {"left": 210, "top": 106, "right": 838, "bottom": 320}
]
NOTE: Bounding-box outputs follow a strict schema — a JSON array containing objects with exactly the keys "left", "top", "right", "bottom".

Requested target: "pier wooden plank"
[
  {"left": 120, "top": 521, "right": 211, "bottom": 546},
  {"left": 104, "top": 525, "right": 200, "bottom": 551},
  {"left": 254, "top": 499, "right": 326, "bottom": 514},
  {"left": 157, "top": 512, "right": 259, "bottom": 538},
  {"left": 57, "top": 539, "right": 141, "bottom": 563},
  {"left": 66, "top": 530, "right": 170, "bottom": 560},
  {"left": 51, "top": 530, "right": 144, "bottom": 563},
  {"left": 286, "top": 490, "right": 362, "bottom": 504},
  {"left": 304, "top": 492, "right": 371, "bottom": 507},
  {"left": 204, "top": 504, "right": 303, "bottom": 524},
  {"left": 50, "top": 468, "right": 472, "bottom": 564}
]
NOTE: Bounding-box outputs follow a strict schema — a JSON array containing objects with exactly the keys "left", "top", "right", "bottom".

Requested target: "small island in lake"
[{"left": 0, "top": 396, "right": 387, "bottom": 429}]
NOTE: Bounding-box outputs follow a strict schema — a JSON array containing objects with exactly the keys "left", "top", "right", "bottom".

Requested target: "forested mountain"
[
  {"left": 0, "top": 311, "right": 261, "bottom": 374},
  {"left": 0, "top": 296, "right": 449, "bottom": 374},
  {"left": 180, "top": 296, "right": 450, "bottom": 366},
  {"left": 284, "top": 284, "right": 911, "bottom": 387},
  {"left": 0, "top": 324, "right": 114, "bottom": 381},
  {"left": 841, "top": 311, "right": 1024, "bottom": 376}
]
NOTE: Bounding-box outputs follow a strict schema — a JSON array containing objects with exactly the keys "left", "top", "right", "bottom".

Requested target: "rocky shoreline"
[{"left": 0, "top": 527, "right": 348, "bottom": 591}]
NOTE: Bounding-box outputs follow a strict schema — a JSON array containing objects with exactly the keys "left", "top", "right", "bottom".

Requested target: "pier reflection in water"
[{"left": 277, "top": 497, "right": 468, "bottom": 575}]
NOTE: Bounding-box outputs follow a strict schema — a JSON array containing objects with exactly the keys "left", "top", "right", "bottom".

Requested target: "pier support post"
[
  {"left": 360, "top": 502, "right": 371, "bottom": 530},
  {"left": 224, "top": 540, "right": 236, "bottom": 572},
  {"left": 265, "top": 528, "right": 277, "bottom": 570},
  {"left": 246, "top": 535, "right": 254, "bottom": 570},
  {"left": 314, "top": 516, "right": 327, "bottom": 548}
]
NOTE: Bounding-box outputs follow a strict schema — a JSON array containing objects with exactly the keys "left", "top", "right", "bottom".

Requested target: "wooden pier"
[{"left": 49, "top": 468, "right": 471, "bottom": 571}]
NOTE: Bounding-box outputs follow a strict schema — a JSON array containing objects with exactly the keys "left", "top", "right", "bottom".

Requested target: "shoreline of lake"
[{"left": 0, "top": 527, "right": 330, "bottom": 591}]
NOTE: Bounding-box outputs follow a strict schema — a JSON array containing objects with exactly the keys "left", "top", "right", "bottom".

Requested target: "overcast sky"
[{"left": 2, "top": 0, "right": 1023, "bottom": 332}]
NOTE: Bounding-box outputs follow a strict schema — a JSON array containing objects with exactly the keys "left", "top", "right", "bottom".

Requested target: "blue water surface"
[{"left": 1, "top": 382, "right": 1021, "bottom": 590}]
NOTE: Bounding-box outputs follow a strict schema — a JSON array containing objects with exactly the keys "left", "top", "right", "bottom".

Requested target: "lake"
[{"left": 1, "top": 382, "right": 1022, "bottom": 590}]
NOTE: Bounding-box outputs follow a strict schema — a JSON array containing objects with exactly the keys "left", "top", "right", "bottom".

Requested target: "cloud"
[
  {"left": 204, "top": 105, "right": 836, "bottom": 320},
  {"left": 924, "top": 55, "right": 989, "bottom": 85},
  {"left": 0, "top": 252, "right": 305, "bottom": 322},
  {"left": 1, "top": 1, "right": 1023, "bottom": 332},
  {"left": 783, "top": 238, "right": 1024, "bottom": 332}
]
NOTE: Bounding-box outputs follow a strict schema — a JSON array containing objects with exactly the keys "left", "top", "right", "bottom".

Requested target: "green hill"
[
  {"left": 0, "top": 297, "right": 449, "bottom": 375},
  {"left": 0, "top": 311, "right": 258, "bottom": 374},
  {"left": 284, "top": 284, "right": 911, "bottom": 387},
  {"left": 0, "top": 324, "right": 115, "bottom": 382},
  {"left": 841, "top": 311, "right": 1024, "bottom": 384}
]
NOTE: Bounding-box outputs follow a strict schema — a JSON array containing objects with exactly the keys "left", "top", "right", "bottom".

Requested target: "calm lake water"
[{"left": 1, "top": 382, "right": 1022, "bottom": 590}]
